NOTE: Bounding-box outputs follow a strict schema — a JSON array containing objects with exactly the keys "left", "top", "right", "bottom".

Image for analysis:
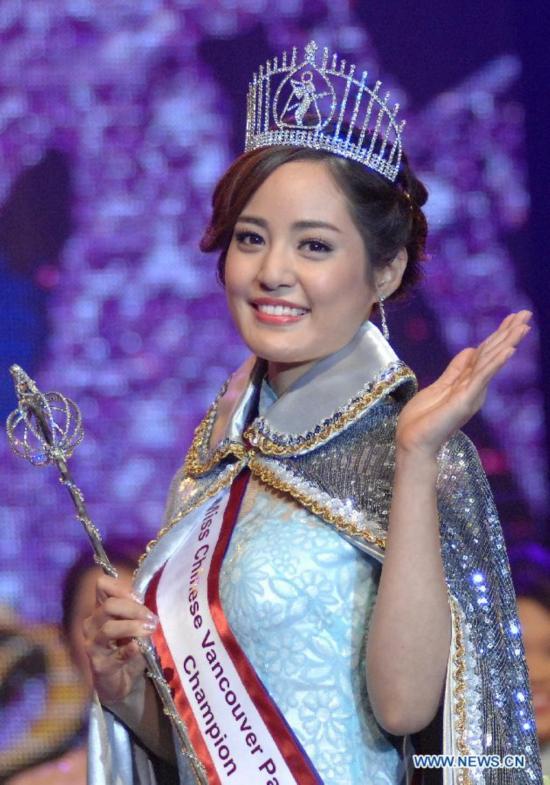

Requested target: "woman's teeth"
[{"left": 257, "top": 304, "right": 307, "bottom": 316}]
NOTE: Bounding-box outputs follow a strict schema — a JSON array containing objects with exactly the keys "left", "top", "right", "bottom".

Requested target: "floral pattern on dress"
[{"left": 219, "top": 480, "right": 405, "bottom": 785}]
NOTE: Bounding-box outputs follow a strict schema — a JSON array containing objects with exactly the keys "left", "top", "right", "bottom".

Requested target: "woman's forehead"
[{"left": 241, "top": 159, "right": 351, "bottom": 223}]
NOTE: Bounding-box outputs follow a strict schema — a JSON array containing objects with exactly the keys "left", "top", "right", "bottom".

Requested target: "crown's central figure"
[{"left": 279, "top": 69, "right": 332, "bottom": 128}]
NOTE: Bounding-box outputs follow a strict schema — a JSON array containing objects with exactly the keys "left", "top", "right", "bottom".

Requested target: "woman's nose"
[{"left": 256, "top": 246, "right": 295, "bottom": 289}]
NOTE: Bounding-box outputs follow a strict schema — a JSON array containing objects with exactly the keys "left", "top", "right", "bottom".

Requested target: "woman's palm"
[{"left": 396, "top": 311, "right": 532, "bottom": 457}]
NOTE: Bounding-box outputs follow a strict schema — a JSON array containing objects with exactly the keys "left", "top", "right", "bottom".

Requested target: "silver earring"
[{"left": 378, "top": 295, "right": 389, "bottom": 341}]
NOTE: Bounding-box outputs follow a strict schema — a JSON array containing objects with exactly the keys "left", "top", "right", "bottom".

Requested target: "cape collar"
[{"left": 185, "top": 322, "right": 417, "bottom": 475}]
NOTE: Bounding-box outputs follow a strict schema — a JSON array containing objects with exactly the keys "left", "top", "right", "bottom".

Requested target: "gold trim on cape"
[
  {"left": 248, "top": 456, "right": 388, "bottom": 549},
  {"left": 184, "top": 363, "right": 416, "bottom": 476},
  {"left": 244, "top": 365, "right": 415, "bottom": 456}
]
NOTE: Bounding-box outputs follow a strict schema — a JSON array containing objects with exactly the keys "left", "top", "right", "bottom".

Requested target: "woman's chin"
[{"left": 242, "top": 337, "right": 314, "bottom": 366}]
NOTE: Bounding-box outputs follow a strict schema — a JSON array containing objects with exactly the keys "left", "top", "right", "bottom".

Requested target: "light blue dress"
[{"left": 219, "top": 383, "right": 405, "bottom": 785}]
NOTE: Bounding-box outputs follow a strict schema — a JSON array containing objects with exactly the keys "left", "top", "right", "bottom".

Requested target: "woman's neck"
[{"left": 266, "top": 359, "right": 318, "bottom": 396}]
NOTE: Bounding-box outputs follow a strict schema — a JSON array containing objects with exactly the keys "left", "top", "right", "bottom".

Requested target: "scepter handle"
[{"left": 57, "top": 463, "right": 117, "bottom": 578}]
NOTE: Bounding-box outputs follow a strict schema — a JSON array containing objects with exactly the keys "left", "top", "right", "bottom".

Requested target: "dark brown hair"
[{"left": 200, "top": 144, "right": 428, "bottom": 299}]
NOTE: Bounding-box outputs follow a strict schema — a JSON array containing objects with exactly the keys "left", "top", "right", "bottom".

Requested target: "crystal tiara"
[{"left": 244, "top": 41, "right": 405, "bottom": 183}]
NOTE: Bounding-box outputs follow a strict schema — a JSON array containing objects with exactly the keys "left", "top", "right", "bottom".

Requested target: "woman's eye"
[
  {"left": 300, "top": 239, "right": 332, "bottom": 254},
  {"left": 234, "top": 230, "right": 264, "bottom": 246}
]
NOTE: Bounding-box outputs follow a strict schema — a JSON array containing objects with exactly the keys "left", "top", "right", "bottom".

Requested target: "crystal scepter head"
[{"left": 6, "top": 365, "right": 84, "bottom": 466}]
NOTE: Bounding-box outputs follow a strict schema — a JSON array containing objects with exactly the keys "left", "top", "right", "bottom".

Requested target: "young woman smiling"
[{"left": 84, "top": 42, "right": 542, "bottom": 785}]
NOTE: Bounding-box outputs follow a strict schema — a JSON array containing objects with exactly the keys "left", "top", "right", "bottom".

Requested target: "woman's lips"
[{"left": 251, "top": 300, "right": 309, "bottom": 324}]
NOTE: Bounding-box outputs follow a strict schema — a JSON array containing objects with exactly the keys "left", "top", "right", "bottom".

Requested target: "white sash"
[{"left": 151, "top": 474, "right": 322, "bottom": 785}]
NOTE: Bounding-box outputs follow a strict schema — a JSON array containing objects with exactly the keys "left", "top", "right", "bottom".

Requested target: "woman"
[{"left": 84, "top": 42, "right": 542, "bottom": 785}]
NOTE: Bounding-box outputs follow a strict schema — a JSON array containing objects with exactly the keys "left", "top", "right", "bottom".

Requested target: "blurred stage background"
[{"left": 0, "top": 0, "right": 549, "bottom": 779}]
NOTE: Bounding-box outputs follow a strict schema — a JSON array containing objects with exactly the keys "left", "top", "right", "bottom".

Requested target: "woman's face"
[
  {"left": 224, "top": 160, "right": 384, "bottom": 391},
  {"left": 518, "top": 597, "right": 550, "bottom": 743}
]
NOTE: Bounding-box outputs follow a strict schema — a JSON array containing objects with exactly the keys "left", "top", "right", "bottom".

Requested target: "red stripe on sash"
[
  {"left": 207, "top": 469, "right": 323, "bottom": 785},
  {"left": 146, "top": 573, "right": 222, "bottom": 784}
]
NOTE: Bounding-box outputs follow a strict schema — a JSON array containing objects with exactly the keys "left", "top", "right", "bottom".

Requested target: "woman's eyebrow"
[
  {"left": 292, "top": 220, "right": 341, "bottom": 233},
  {"left": 236, "top": 215, "right": 341, "bottom": 233},
  {"left": 236, "top": 215, "right": 267, "bottom": 227}
]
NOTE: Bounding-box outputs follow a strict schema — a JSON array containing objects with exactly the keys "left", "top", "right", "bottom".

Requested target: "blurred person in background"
[{"left": 6, "top": 543, "right": 138, "bottom": 785}]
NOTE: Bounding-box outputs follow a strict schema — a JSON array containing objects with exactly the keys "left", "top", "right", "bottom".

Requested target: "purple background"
[{"left": 1, "top": 0, "right": 549, "bottom": 774}]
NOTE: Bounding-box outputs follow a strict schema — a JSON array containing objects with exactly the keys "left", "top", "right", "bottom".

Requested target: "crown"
[{"left": 245, "top": 41, "right": 405, "bottom": 183}]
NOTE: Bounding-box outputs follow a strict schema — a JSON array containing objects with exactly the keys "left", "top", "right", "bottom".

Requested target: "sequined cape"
[{"left": 88, "top": 322, "right": 542, "bottom": 785}]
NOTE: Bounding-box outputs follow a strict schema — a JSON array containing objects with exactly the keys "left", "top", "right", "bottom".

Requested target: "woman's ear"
[{"left": 375, "top": 247, "right": 408, "bottom": 299}]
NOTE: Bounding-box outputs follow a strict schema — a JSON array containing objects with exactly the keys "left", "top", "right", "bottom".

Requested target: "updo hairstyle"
[{"left": 200, "top": 143, "right": 428, "bottom": 300}]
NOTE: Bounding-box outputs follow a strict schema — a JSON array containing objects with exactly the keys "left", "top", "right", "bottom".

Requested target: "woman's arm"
[
  {"left": 366, "top": 448, "right": 449, "bottom": 735},
  {"left": 366, "top": 310, "right": 532, "bottom": 735}
]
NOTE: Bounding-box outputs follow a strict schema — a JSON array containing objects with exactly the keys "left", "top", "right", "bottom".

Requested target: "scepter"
[{"left": 6, "top": 365, "right": 207, "bottom": 785}]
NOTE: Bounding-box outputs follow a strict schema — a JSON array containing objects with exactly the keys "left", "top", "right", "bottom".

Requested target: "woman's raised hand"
[
  {"left": 83, "top": 574, "right": 157, "bottom": 706},
  {"left": 395, "top": 310, "right": 532, "bottom": 459}
]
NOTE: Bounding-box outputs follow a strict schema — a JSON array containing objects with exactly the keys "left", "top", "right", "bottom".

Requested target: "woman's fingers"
[
  {"left": 483, "top": 314, "right": 531, "bottom": 353},
  {"left": 477, "top": 311, "right": 532, "bottom": 357},
  {"left": 435, "top": 315, "right": 531, "bottom": 419},
  {"left": 100, "top": 595, "right": 155, "bottom": 621},
  {"left": 89, "top": 640, "right": 143, "bottom": 675},
  {"left": 91, "top": 616, "right": 157, "bottom": 648},
  {"left": 83, "top": 575, "right": 152, "bottom": 705},
  {"left": 106, "top": 639, "right": 142, "bottom": 663},
  {"left": 493, "top": 310, "right": 531, "bottom": 335},
  {"left": 89, "top": 611, "right": 157, "bottom": 649},
  {"left": 434, "top": 348, "right": 476, "bottom": 387},
  {"left": 85, "top": 575, "right": 158, "bottom": 657},
  {"left": 87, "top": 596, "right": 155, "bottom": 630},
  {"left": 438, "top": 312, "right": 531, "bottom": 390},
  {"left": 96, "top": 573, "right": 136, "bottom": 603},
  {"left": 473, "top": 324, "right": 530, "bottom": 380},
  {"left": 454, "top": 326, "right": 528, "bottom": 413},
  {"left": 470, "top": 347, "right": 518, "bottom": 392},
  {"left": 459, "top": 315, "right": 530, "bottom": 385},
  {"left": 476, "top": 313, "right": 516, "bottom": 352},
  {"left": 94, "top": 575, "right": 157, "bottom": 625}
]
